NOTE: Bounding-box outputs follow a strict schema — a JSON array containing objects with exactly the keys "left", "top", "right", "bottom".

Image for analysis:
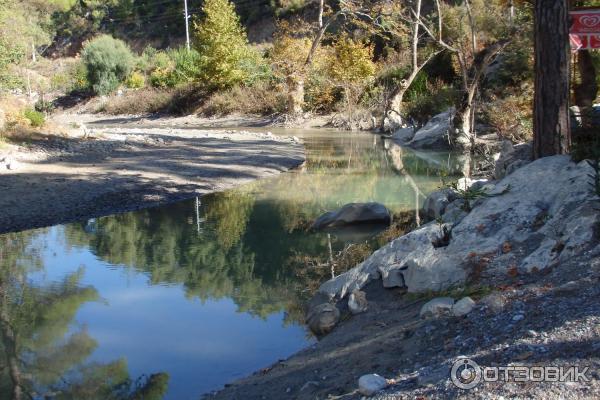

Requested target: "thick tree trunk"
[
  {"left": 533, "top": 0, "right": 571, "bottom": 158},
  {"left": 574, "top": 50, "right": 598, "bottom": 126}
]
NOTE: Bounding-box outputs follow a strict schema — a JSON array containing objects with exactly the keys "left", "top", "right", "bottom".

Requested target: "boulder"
[
  {"left": 407, "top": 109, "right": 454, "bottom": 150},
  {"left": 420, "top": 297, "right": 455, "bottom": 318},
  {"left": 392, "top": 127, "right": 415, "bottom": 144},
  {"left": 348, "top": 290, "right": 368, "bottom": 315},
  {"left": 494, "top": 142, "right": 533, "bottom": 179},
  {"left": 452, "top": 297, "right": 476, "bottom": 317},
  {"left": 311, "top": 202, "right": 391, "bottom": 231},
  {"left": 306, "top": 303, "right": 340, "bottom": 335},
  {"left": 422, "top": 188, "right": 457, "bottom": 220},
  {"left": 316, "top": 155, "right": 599, "bottom": 297},
  {"left": 480, "top": 292, "right": 506, "bottom": 314},
  {"left": 358, "top": 374, "right": 387, "bottom": 396}
]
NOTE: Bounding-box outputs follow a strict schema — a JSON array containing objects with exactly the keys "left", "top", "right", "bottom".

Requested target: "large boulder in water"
[
  {"left": 311, "top": 202, "right": 391, "bottom": 231},
  {"left": 407, "top": 108, "right": 454, "bottom": 150}
]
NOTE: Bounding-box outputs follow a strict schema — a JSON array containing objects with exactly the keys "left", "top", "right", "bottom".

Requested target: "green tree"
[
  {"left": 193, "top": 0, "right": 251, "bottom": 89},
  {"left": 82, "top": 35, "right": 134, "bottom": 95}
]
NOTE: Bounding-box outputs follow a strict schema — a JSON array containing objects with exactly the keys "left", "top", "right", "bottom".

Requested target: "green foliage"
[
  {"left": 126, "top": 71, "right": 146, "bottom": 89},
  {"left": 193, "top": 0, "right": 253, "bottom": 89},
  {"left": 404, "top": 82, "right": 458, "bottom": 124},
  {"left": 23, "top": 109, "right": 45, "bottom": 127},
  {"left": 34, "top": 99, "right": 54, "bottom": 114},
  {"left": 328, "top": 36, "right": 376, "bottom": 87},
  {"left": 82, "top": 35, "right": 134, "bottom": 95}
]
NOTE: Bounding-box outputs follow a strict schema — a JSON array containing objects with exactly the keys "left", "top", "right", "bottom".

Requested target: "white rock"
[
  {"left": 452, "top": 297, "right": 476, "bottom": 317},
  {"left": 392, "top": 127, "right": 415, "bottom": 144},
  {"left": 317, "top": 156, "right": 599, "bottom": 297},
  {"left": 422, "top": 188, "right": 457, "bottom": 220},
  {"left": 407, "top": 108, "right": 454, "bottom": 150},
  {"left": 358, "top": 374, "right": 387, "bottom": 396},
  {"left": 420, "top": 297, "right": 455, "bottom": 318},
  {"left": 348, "top": 290, "right": 368, "bottom": 315}
]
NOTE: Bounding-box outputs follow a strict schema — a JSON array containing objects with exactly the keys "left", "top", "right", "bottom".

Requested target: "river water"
[{"left": 0, "top": 128, "right": 457, "bottom": 399}]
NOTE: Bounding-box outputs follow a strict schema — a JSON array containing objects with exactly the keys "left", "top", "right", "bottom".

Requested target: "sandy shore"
[{"left": 0, "top": 116, "right": 304, "bottom": 234}]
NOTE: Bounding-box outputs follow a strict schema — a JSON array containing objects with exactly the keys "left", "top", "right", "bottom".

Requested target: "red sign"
[
  {"left": 570, "top": 9, "right": 600, "bottom": 51},
  {"left": 570, "top": 9, "right": 600, "bottom": 34}
]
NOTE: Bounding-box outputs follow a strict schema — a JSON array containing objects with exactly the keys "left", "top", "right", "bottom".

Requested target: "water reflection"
[
  {"left": 0, "top": 232, "right": 169, "bottom": 400},
  {"left": 0, "top": 130, "right": 454, "bottom": 399}
]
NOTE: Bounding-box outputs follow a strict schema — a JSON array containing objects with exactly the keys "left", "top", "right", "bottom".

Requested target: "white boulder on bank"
[
  {"left": 317, "top": 155, "right": 599, "bottom": 298},
  {"left": 420, "top": 297, "right": 455, "bottom": 318},
  {"left": 400, "top": 109, "right": 454, "bottom": 150},
  {"left": 358, "top": 374, "right": 388, "bottom": 396}
]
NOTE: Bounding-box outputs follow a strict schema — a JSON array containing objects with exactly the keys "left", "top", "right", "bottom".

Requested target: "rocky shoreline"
[{"left": 208, "top": 149, "right": 600, "bottom": 399}]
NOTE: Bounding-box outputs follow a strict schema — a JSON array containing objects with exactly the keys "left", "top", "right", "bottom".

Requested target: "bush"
[
  {"left": 82, "top": 35, "right": 135, "bottom": 95},
  {"left": 199, "top": 83, "right": 287, "bottom": 116},
  {"left": 23, "top": 109, "right": 45, "bottom": 127},
  {"left": 126, "top": 71, "right": 145, "bottom": 89},
  {"left": 101, "top": 89, "right": 174, "bottom": 115},
  {"left": 481, "top": 88, "right": 534, "bottom": 142},
  {"left": 34, "top": 99, "right": 54, "bottom": 114},
  {"left": 404, "top": 80, "right": 458, "bottom": 125}
]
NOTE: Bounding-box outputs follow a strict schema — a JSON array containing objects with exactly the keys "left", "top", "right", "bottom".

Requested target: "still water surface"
[{"left": 0, "top": 129, "right": 458, "bottom": 399}]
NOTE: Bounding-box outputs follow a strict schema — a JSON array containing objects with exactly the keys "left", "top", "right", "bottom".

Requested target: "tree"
[
  {"left": 193, "top": 0, "right": 251, "bottom": 89},
  {"left": 414, "top": 0, "right": 515, "bottom": 151},
  {"left": 533, "top": 0, "right": 571, "bottom": 158}
]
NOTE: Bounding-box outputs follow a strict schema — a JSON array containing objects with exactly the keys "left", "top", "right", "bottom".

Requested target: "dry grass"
[
  {"left": 198, "top": 83, "right": 287, "bottom": 117},
  {"left": 99, "top": 89, "right": 174, "bottom": 115}
]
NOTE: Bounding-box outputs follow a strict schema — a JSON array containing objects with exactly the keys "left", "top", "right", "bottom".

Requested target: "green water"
[{"left": 0, "top": 128, "right": 456, "bottom": 399}]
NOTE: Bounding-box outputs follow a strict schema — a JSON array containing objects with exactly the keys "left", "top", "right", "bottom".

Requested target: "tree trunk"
[
  {"left": 574, "top": 50, "right": 598, "bottom": 126},
  {"left": 450, "top": 40, "right": 509, "bottom": 151},
  {"left": 451, "top": 85, "right": 477, "bottom": 150},
  {"left": 287, "top": 77, "right": 305, "bottom": 115},
  {"left": 533, "top": 0, "right": 571, "bottom": 159}
]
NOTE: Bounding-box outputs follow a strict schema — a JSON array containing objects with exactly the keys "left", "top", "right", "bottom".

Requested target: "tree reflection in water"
[{"left": 0, "top": 233, "right": 169, "bottom": 400}]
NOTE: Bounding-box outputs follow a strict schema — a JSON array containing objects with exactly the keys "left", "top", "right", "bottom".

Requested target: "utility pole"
[{"left": 184, "top": 0, "right": 191, "bottom": 51}]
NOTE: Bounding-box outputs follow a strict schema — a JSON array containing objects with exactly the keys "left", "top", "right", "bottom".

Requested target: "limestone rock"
[
  {"left": 422, "top": 188, "right": 457, "bottom": 220},
  {"left": 494, "top": 142, "right": 533, "bottom": 179},
  {"left": 317, "top": 156, "right": 599, "bottom": 297},
  {"left": 311, "top": 202, "right": 391, "bottom": 231},
  {"left": 420, "top": 297, "right": 455, "bottom": 318},
  {"left": 348, "top": 290, "right": 368, "bottom": 315},
  {"left": 480, "top": 292, "right": 505, "bottom": 314},
  {"left": 306, "top": 303, "right": 340, "bottom": 335},
  {"left": 392, "top": 127, "right": 415, "bottom": 144},
  {"left": 452, "top": 297, "right": 476, "bottom": 317},
  {"left": 407, "top": 109, "right": 454, "bottom": 150},
  {"left": 358, "top": 374, "right": 387, "bottom": 396}
]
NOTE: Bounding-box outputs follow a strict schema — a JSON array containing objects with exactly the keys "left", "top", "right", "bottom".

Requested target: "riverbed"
[{"left": 0, "top": 126, "right": 458, "bottom": 399}]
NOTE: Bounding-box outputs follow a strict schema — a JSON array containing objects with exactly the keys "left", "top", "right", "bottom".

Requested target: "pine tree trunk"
[
  {"left": 533, "top": 0, "right": 571, "bottom": 158},
  {"left": 574, "top": 50, "right": 598, "bottom": 126}
]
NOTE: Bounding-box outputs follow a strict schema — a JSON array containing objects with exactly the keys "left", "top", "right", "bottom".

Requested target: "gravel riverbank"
[{"left": 0, "top": 116, "right": 304, "bottom": 234}]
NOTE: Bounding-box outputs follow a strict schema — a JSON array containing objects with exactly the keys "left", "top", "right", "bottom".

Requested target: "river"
[{"left": 0, "top": 128, "right": 459, "bottom": 399}]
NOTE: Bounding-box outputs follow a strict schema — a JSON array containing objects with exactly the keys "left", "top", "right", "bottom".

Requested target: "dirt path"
[{"left": 0, "top": 116, "right": 304, "bottom": 234}]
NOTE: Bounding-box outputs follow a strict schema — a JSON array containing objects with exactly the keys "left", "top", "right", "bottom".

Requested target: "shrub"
[
  {"left": 101, "top": 89, "right": 173, "bottom": 115},
  {"left": 126, "top": 71, "right": 145, "bottom": 89},
  {"left": 199, "top": 83, "right": 287, "bottom": 116},
  {"left": 82, "top": 35, "right": 135, "bottom": 95},
  {"left": 404, "top": 80, "right": 458, "bottom": 125},
  {"left": 481, "top": 88, "right": 533, "bottom": 142},
  {"left": 34, "top": 99, "right": 54, "bottom": 114},
  {"left": 23, "top": 109, "right": 45, "bottom": 127}
]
